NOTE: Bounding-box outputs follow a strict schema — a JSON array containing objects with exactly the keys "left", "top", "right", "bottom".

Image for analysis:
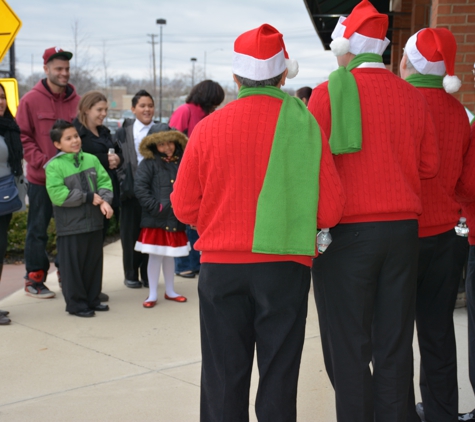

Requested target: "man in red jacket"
[
  {"left": 16, "top": 47, "right": 79, "bottom": 298},
  {"left": 400, "top": 28, "right": 475, "bottom": 422},
  {"left": 307, "top": 1, "right": 439, "bottom": 420},
  {"left": 172, "top": 24, "right": 345, "bottom": 422}
]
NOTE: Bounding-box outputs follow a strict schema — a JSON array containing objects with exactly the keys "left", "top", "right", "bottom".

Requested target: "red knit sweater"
[
  {"left": 462, "top": 122, "right": 475, "bottom": 246},
  {"left": 414, "top": 88, "right": 473, "bottom": 237},
  {"left": 171, "top": 94, "right": 346, "bottom": 267},
  {"left": 308, "top": 68, "right": 439, "bottom": 224}
]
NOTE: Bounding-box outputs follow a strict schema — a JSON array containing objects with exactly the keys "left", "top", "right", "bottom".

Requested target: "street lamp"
[
  {"left": 204, "top": 48, "right": 223, "bottom": 79},
  {"left": 156, "top": 18, "right": 166, "bottom": 122},
  {"left": 190, "top": 57, "right": 197, "bottom": 87}
]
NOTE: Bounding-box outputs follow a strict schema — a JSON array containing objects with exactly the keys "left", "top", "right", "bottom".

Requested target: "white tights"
[{"left": 146, "top": 255, "right": 179, "bottom": 302}]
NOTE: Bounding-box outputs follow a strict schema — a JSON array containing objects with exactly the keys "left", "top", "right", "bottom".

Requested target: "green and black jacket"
[{"left": 45, "top": 150, "right": 113, "bottom": 236}]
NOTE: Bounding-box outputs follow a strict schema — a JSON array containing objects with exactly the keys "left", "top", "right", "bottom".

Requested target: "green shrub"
[{"left": 6, "top": 207, "right": 120, "bottom": 256}]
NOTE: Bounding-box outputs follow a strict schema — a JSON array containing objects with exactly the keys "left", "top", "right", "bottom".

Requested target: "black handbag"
[
  {"left": 120, "top": 162, "right": 135, "bottom": 201},
  {"left": 0, "top": 173, "right": 22, "bottom": 216}
]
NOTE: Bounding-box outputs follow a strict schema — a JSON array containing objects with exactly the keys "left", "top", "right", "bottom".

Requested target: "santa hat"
[
  {"left": 330, "top": 0, "right": 390, "bottom": 57},
  {"left": 232, "top": 24, "right": 299, "bottom": 80},
  {"left": 404, "top": 28, "right": 461, "bottom": 93}
]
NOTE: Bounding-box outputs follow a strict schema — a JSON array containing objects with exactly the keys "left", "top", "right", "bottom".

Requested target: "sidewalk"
[{"left": 0, "top": 240, "right": 473, "bottom": 421}]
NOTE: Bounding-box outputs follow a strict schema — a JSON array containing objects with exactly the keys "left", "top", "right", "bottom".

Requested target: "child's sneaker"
[
  {"left": 459, "top": 410, "right": 475, "bottom": 421},
  {"left": 25, "top": 270, "right": 56, "bottom": 299}
]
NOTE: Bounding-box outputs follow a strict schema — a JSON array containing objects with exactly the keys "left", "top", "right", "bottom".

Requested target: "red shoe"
[
  {"left": 164, "top": 294, "right": 187, "bottom": 303},
  {"left": 143, "top": 299, "right": 157, "bottom": 308}
]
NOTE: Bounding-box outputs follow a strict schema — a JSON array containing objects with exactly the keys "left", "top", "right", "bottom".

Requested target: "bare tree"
[{"left": 69, "top": 19, "right": 97, "bottom": 95}]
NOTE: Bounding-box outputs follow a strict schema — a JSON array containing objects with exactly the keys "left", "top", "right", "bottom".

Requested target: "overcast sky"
[{"left": 3, "top": 0, "right": 339, "bottom": 91}]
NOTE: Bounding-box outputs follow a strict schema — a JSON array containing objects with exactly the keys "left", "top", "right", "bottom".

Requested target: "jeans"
[
  {"left": 24, "top": 182, "right": 53, "bottom": 274},
  {"left": 175, "top": 225, "right": 201, "bottom": 273}
]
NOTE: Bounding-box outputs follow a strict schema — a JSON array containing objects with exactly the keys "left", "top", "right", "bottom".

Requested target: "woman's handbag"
[{"left": 0, "top": 173, "right": 22, "bottom": 216}]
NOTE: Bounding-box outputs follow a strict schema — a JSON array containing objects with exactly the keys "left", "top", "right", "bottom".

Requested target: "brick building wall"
[{"left": 392, "top": 0, "right": 475, "bottom": 110}]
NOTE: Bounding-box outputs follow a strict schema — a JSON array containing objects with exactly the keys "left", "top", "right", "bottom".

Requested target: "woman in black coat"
[
  {"left": 73, "top": 91, "right": 123, "bottom": 238},
  {"left": 0, "top": 83, "right": 23, "bottom": 325}
]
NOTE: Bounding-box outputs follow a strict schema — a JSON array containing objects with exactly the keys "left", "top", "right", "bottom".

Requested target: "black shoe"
[
  {"left": 124, "top": 279, "right": 142, "bottom": 288},
  {"left": 98, "top": 292, "right": 109, "bottom": 302},
  {"left": 93, "top": 304, "right": 109, "bottom": 312},
  {"left": 69, "top": 309, "right": 95, "bottom": 318},
  {"left": 459, "top": 409, "right": 475, "bottom": 420},
  {"left": 175, "top": 271, "right": 195, "bottom": 279},
  {"left": 0, "top": 309, "right": 9, "bottom": 316},
  {"left": 142, "top": 280, "right": 149, "bottom": 288},
  {"left": 416, "top": 402, "right": 425, "bottom": 422}
]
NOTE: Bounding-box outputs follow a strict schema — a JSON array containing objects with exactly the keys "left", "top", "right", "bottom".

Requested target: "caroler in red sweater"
[
  {"left": 459, "top": 120, "right": 475, "bottom": 421},
  {"left": 171, "top": 24, "right": 345, "bottom": 422},
  {"left": 400, "top": 28, "right": 475, "bottom": 422},
  {"left": 307, "top": 2, "right": 439, "bottom": 421}
]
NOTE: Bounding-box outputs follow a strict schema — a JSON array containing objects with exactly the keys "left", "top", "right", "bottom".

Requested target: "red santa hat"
[
  {"left": 404, "top": 28, "right": 461, "bottom": 93},
  {"left": 330, "top": 0, "right": 390, "bottom": 57},
  {"left": 232, "top": 24, "right": 299, "bottom": 80}
]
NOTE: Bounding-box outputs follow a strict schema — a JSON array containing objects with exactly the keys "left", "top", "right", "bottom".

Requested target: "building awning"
[{"left": 303, "top": 0, "right": 395, "bottom": 64}]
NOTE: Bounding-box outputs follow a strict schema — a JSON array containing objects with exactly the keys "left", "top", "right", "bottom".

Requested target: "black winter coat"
[{"left": 134, "top": 130, "right": 188, "bottom": 232}]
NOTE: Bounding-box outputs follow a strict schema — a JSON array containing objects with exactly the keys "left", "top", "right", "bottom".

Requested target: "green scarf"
[
  {"left": 328, "top": 53, "right": 383, "bottom": 154},
  {"left": 238, "top": 86, "right": 322, "bottom": 255},
  {"left": 405, "top": 74, "right": 443, "bottom": 89}
]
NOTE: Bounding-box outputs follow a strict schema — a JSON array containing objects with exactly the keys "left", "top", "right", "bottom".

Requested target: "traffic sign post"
[
  {"left": 0, "top": 78, "right": 19, "bottom": 116},
  {"left": 0, "top": 0, "right": 22, "bottom": 114},
  {"left": 0, "top": 0, "right": 22, "bottom": 64}
]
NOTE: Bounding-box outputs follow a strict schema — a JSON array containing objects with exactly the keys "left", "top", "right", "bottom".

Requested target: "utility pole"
[
  {"left": 156, "top": 18, "right": 167, "bottom": 123},
  {"left": 147, "top": 33, "right": 158, "bottom": 105}
]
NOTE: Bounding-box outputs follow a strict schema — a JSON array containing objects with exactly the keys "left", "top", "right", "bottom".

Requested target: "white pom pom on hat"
[
  {"left": 330, "top": 0, "right": 390, "bottom": 57},
  {"left": 232, "top": 23, "right": 299, "bottom": 81},
  {"left": 404, "top": 28, "right": 461, "bottom": 93}
]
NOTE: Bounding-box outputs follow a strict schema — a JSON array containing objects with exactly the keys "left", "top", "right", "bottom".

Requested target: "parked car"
[{"left": 104, "top": 118, "right": 121, "bottom": 135}]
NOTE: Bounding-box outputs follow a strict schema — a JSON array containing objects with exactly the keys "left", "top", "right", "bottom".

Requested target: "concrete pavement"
[{"left": 0, "top": 240, "right": 474, "bottom": 421}]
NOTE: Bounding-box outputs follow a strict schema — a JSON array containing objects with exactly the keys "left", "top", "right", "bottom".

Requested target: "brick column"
[{"left": 431, "top": 1, "right": 475, "bottom": 109}]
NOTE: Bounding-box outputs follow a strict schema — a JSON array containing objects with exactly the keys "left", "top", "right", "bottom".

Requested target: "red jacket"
[
  {"left": 171, "top": 93, "right": 345, "bottom": 267},
  {"left": 415, "top": 88, "right": 474, "bottom": 237},
  {"left": 308, "top": 67, "right": 439, "bottom": 224},
  {"left": 16, "top": 80, "right": 79, "bottom": 185}
]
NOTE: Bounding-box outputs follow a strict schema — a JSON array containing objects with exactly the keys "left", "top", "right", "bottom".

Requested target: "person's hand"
[
  {"left": 190, "top": 225, "right": 197, "bottom": 230},
  {"left": 92, "top": 193, "right": 104, "bottom": 205},
  {"left": 108, "top": 153, "right": 120, "bottom": 170},
  {"left": 100, "top": 201, "right": 114, "bottom": 219}
]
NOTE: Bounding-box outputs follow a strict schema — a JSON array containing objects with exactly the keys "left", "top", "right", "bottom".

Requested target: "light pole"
[
  {"left": 204, "top": 48, "right": 223, "bottom": 79},
  {"left": 190, "top": 57, "right": 197, "bottom": 88},
  {"left": 156, "top": 18, "right": 166, "bottom": 122}
]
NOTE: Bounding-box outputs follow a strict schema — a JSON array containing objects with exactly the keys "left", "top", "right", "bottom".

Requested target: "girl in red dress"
[{"left": 134, "top": 129, "right": 190, "bottom": 307}]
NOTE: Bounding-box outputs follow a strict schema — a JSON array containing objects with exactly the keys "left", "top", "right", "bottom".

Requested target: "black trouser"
[
  {"left": 24, "top": 182, "right": 53, "bottom": 273},
  {"left": 0, "top": 213, "right": 12, "bottom": 265},
  {"left": 406, "top": 230, "right": 469, "bottom": 422},
  {"left": 57, "top": 230, "right": 103, "bottom": 313},
  {"left": 119, "top": 197, "right": 148, "bottom": 282},
  {"left": 467, "top": 245, "right": 475, "bottom": 396},
  {"left": 198, "top": 261, "right": 311, "bottom": 422},
  {"left": 312, "top": 220, "right": 419, "bottom": 422}
]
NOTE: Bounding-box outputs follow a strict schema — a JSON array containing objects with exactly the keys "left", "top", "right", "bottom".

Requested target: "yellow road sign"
[
  {"left": 0, "top": 0, "right": 22, "bottom": 63},
  {"left": 0, "top": 78, "right": 19, "bottom": 117}
]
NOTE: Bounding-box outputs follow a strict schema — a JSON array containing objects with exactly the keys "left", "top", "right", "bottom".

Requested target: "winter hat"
[
  {"left": 232, "top": 24, "right": 299, "bottom": 80},
  {"left": 404, "top": 28, "right": 461, "bottom": 93},
  {"left": 330, "top": 0, "right": 390, "bottom": 57}
]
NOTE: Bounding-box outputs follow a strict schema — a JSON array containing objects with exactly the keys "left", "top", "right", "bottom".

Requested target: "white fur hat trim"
[{"left": 233, "top": 50, "right": 286, "bottom": 81}]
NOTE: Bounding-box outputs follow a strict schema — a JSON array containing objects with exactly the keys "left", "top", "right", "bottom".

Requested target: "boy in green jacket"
[{"left": 45, "top": 120, "right": 113, "bottom": 317}]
